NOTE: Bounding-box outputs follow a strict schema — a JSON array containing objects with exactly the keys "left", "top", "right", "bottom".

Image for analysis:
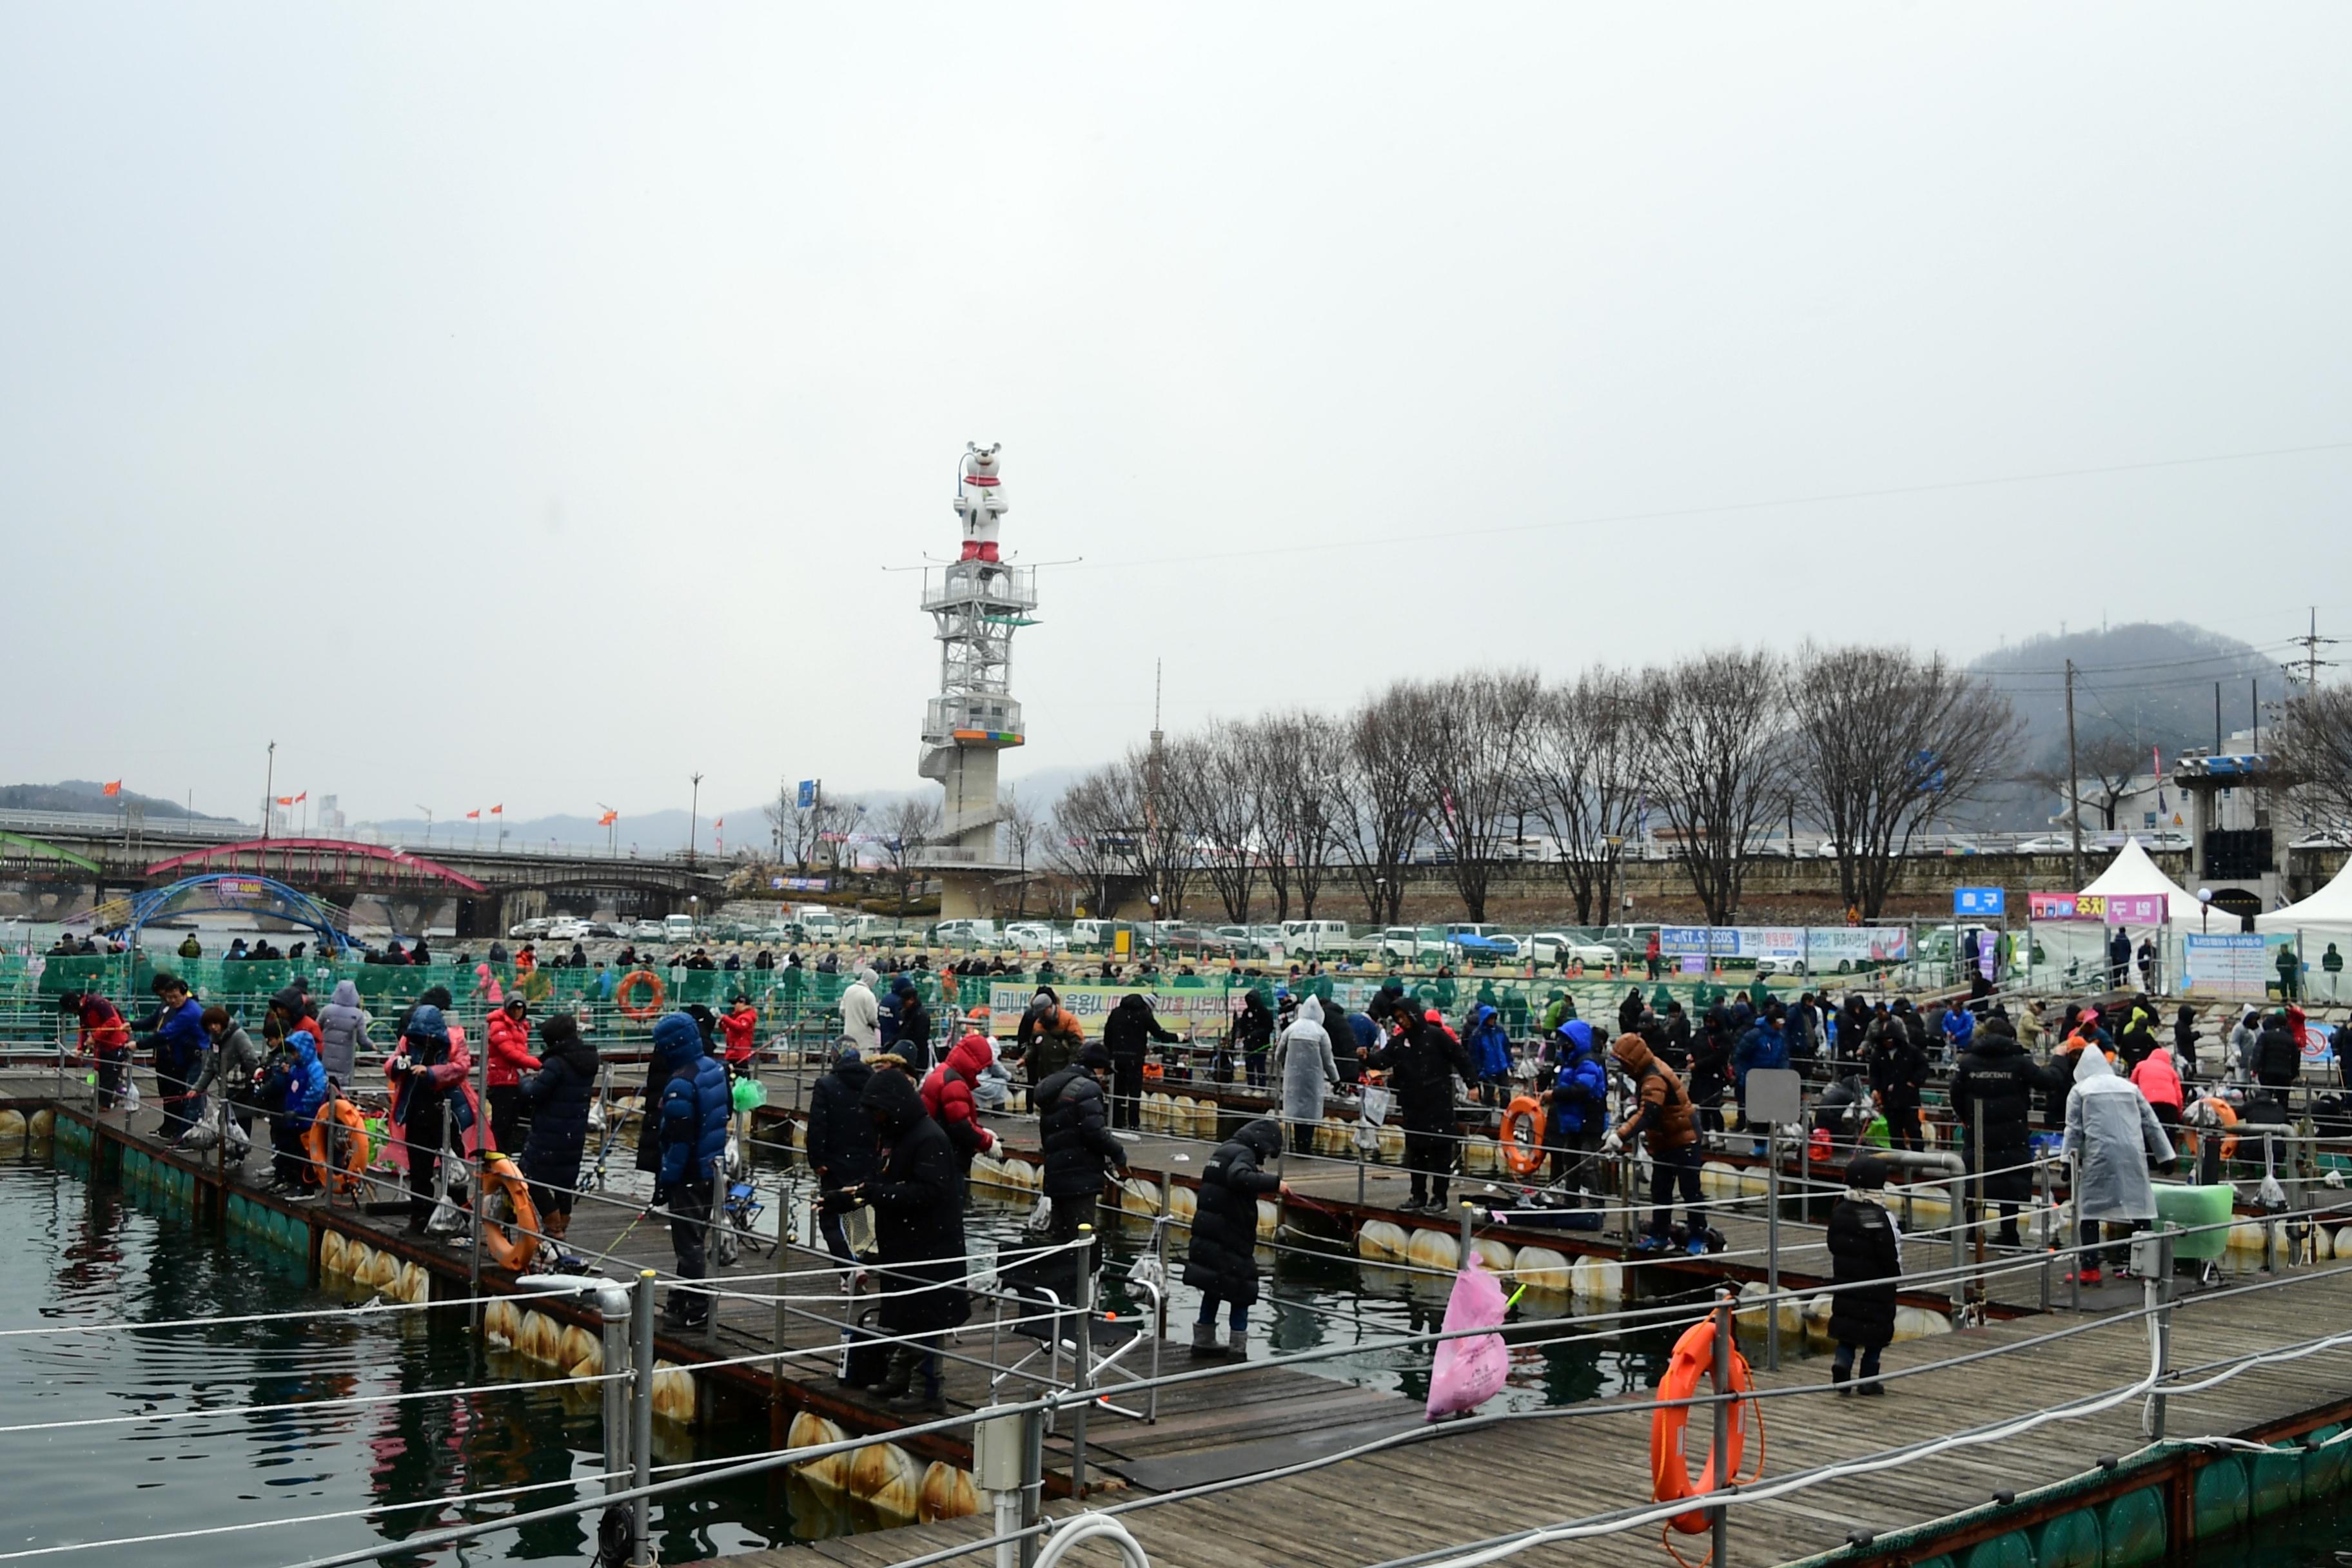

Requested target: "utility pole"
[
  {"left": 415, "top": 806, "right": 433, "bottom": 848},
  {"left": 2289, "top": 607, "right": 2338, "bottom": 691},
  {"left": 262, "top": 740, "right": 276, "bottom": 841},
  {"left": 689, "top": 772, "right": 703, "bottom": 867},
  {"left": 2064, "top": 662, "right": 2084, "bottom": 887}
]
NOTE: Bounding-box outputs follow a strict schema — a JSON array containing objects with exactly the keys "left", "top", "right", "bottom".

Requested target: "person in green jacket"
[
  {"left": 176, "top": 933, "right": 202, "bottom": 959},
  {"left": 2276, "top": 942, "right": 2303, "bottom": 1002},
  {"left": 1540, "top": 991, "right": 1576, "bottom": 1032}
]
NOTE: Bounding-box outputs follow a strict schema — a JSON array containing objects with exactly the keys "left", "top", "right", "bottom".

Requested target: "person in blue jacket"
[
  {"left": 1539, "top": 1021, "right": 1608, "bottom": 1197},
  {"left": 150, "top": 975, "right": 210, "bottom": 1139},
  {"left": 654, "top": 1011, "right": 730, "bottom": 1331},
  {"left": 262, "top": 1028, "right": 329, "bottom": 1195},
  {"left": 1465, "top": 1003, "right": 1513, "bottom": 1108},
  {"left": 1940, "top": 1001, "right": 1976, "bottom": 1061},
  {"left": 1730, "top": 1005, "right": 1789, "bottom": 1099}
]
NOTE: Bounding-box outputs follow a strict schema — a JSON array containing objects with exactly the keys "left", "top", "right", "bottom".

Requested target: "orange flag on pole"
[
  {"left": 101, "top": 781, "right": 122, "bottom": 796},
  {"left": 598, "top": 810, "right": 618, "bottom": 827},
  {"left": 466, "top": 809, "right": 481, "bottom": 820},
  {"left": 490, "top": 804, "right": 504, "bottom": 815}
]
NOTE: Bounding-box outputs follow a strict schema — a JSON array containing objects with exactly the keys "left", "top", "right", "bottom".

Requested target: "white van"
[
  {"left": 1280, "top": 919, "right": 1358, "bottom": 955},
  {"left": 662, "top": 913, "right": 698, "bottom": 943},
  {"left": 930, "top": 917, "right": 998, "bottom": 946}
]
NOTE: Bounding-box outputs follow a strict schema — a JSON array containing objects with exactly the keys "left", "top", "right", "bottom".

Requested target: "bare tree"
[
  {"left": 1418, "top": 669, "right": 1542, "bottom": 921},
  {"left": 1047, "top": 769, "right": 1132, "bottom": 919},
  {"left": 879, "top": 795, "right": 942, "bottom": 921},
  {"left": 999, "top": 784, "right": 1042, "bottom": 919},
  {"left": 2273, "top": 683, "right": 2352, "bottom": 831},
  {"left": 1522, "top": 669, "right": 1651, "bottom": 924},
  {"left": 1334, "top": 684, "right": 1435, "bottom": 925},
  {"left": 1634, "top": 651, "right": 1790, "bottom": 925},
  {"left": 1787, "top": 644, "right": 2021, "bottom": 919},
  {"left": 763, "top": 778, "right": 846, "bottom": 873},
  {"left": 1253, "top": 711, "right": 1346, "bottom": 921},
  {"left": 1183, "top": 721, "right": 1266, "bottom": 922},
  {"left": 1128, "top": 736, "right": 1205, "bottom": 919},
  {"left": 2032, "top": 730, "right": 2150, "bottom": 833}
]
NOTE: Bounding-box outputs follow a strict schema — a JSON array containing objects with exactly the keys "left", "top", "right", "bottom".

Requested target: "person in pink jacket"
[
  {"left": 485, "top": 997, "right": 542, "bottom": 1153},
  {"left": 2129, "top": 1045, "right": 2185, "bottom": 1128}
]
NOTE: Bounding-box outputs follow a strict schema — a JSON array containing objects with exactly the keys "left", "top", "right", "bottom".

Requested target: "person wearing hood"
[
  {"left": 1019, "top": 990, "right": 1086, "bottom": 1086},
  {"left": 1687, "top": 1006, "right": 1733, "bottom": 1135},
  {"left": 1184, "top": 1119, "right": 1290, "bottom": 1355},
  {"left": 1826, "top": 1155, "right": 1901, "bottom": 1396},
  {"left": 841, "top": 1067, "right": 969, "bottom": 1412},
  {"left": 2062, "top": 1044, "right": 2176, "bottom": 1286},
  {"left": 1730, "top": 1004, "right": 1789, "bottom": 1100},
  {"left": 521, "top": 1014, "right": 599, "bottom": 1239},
  {"left": 2129, "top": 1040, "right": 2185, "bottom": 1128},
  {"left": 1950, "top": 1010, "right": 2039, "bottom": 1247},
  {"left": 388, "top": 1003, "right": 474, "bottom": 1234},
  {"left": 839, "top": 968, "right": 881, "bottom": 1053},
  {"left": 1465, "top": 1003, "right": 1513, "bottom": 1108},
  {"left": 1835, "top": 995, "right": 1872, "bottom": 1066},
  {"left": 193, "top": 1006, "right": 262, "bottom": 1149},
  {"left": 150, "top": 975, "right": 210, "bottom": 1139},
  {"left": 1540, "top": 1021, "right": 1607, "bottom": 1197},
  {"left": 1362, "top": 1008, "right": 1477, "bottom": 1211},
  {"left": 260, "top": 1028, "right": 329, "bottom": 1195},
  {"left": 1941, "top": 1001, "right": 1976, "bottom": 1060},
  {"left": 485, "top": 997, "right": 541, "bottom": 1156},
  {"left": 1036, "top": 1044, "right": 1128, "bottom": 1239},
  {"left": 892, "top": 976, "right": 934, "bottom": 1073},
  {"left": 921, "top": 1032, "right": 1003, "bottom": 1175},
  {"left": 807, "top": 1044, "right": 879, "bottom": 1261},
  {"left": 1103, "top": 992, "right": 1180, "bottom": 1131},
  {"left": 654, "top": 1012, "right": 731, "bottom": 1329},
  {"left": 1866, "top": 1015, "right": 1930, "bottom": 1153},
  {"left": 1618, "top": 986, "right": 1646, "bottom": 1038},
  {"left": 2253, "top": 1010, "right": 2302, "bottom": 1092},
  {"left": 1271, "top": 996, "right": 1341, "bottom": 1155},
  {"left": 2017, "top": 999, "right": 2046, "bottom": 1057},
  {"left": 316, "top": 980, "right": 368, "bottom": 1090},
  {"left": 1230, "top": 988, "right": 1277, "bottom": 1090},
  {"left": 1606, "top": 1032, "right": 1705, "bottom": 1254},
  {"left": 720, "top": 994, "right": 760, "bottom": 1079},
  {"left": 2172, "top": 1006, "right": 2202, "bottom": 1080}
]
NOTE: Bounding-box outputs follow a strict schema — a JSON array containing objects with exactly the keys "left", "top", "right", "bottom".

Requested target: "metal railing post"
[
  {"left": 1946, "top": 1172, "right": 1967, "bottom": 1318},
  {"left": 1019, "top": 1398, "right": 1046, "bottom": 1568},
  {"left": 2037, "top": 1155, "right": 2053, "bottom": 1312},
  {"left": 2141, "top": 1230, "right": 2175, "bottom": 1440},
  {"left": 1711, "top": 1288, "right": 1734, "bottom": 1568},
  {"left": 598, "top": 1284, "right": 632, "bottom": 1507},
  {"left": 1071, "top": 1225, "right": 1095, "bottom": 1496},
  {"left": 630, "top": 1269, "right": 657, "bottom": 1567},
  {"left": 1764, "top": 1146, "right": 1781, "bottom": 1372}
]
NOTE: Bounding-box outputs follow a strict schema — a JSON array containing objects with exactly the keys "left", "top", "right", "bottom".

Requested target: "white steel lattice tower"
[{"left": 916, "top": 442, "right": 1039, "bottom": 915}]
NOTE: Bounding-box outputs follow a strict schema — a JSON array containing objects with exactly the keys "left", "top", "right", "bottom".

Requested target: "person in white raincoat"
[
  {"left": 2061, "top": 1043, "right": 2175, "bottom": 1286},
  {"left": 839, "top": 968, "right": 881, "bottom": 1054},
  {"left": 1271, "top": 995, "right": 1340, "bottom": 1157}
]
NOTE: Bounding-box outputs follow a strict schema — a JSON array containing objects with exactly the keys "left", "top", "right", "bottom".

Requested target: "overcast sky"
[{"left": 7, "top": 4, "right": 2351, "bottom": 833}]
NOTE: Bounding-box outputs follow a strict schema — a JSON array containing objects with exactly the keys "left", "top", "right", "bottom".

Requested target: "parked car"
[
  {"left": 760, "top": 921, "right": 804, "bottom": 943},
  {"left": 630, "top": 918, "right": 666, "bottom": 941},
  {"left": 662, "top": 913, "right": 698, "bottom": 943},
  {"left": 1278, "top": 919, "right": 1363, "bottom": 956},
  {"left": 1160, "top": 925, "right": 1239, "bottom": 957},
  {"left": 544, "top": 916, "right": 589, "bottom": 943},
  {"left": 1002, "top": 921, "right": 1069, "bottom": 951},
  {"left": 1529, "top": 931, "right": 1615, "bottom": 968},
  {"left": 1375, "top": 926, "right": 1447, "bottom": 963},
  {"left": 507, "top": 917, "right": 551, "bottom": 939},
  {"left": 1069, "top": 918, "right": 1142, "bottom": 952},
  {"left": 928, "top": 917, "right": 999, "bottom": 946},
  {"left": 585, "top": 920, "right": 620, "bottom": 939},
  {"left": 2015, "top": 835, "right": 2077, "bottom": 854}
]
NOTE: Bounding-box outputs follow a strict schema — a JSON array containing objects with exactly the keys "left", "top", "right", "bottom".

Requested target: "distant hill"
[
  {"left": 1959, "top": 622, "right": 2281, "bottom": 828},
  {"left": 0, "top": 781, "right": 233, "bottom": 820}
]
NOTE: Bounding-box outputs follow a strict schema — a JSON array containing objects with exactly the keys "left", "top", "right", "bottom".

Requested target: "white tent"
[
  {"left": 2257, "top": 856, "right": 2352, "bottom": 937},
  {"left": 2077, "top": 837, "right": 2207, "bottom": 925}
]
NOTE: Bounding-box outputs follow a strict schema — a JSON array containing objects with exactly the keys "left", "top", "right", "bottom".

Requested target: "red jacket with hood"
[
  {"left": 721, "top": 1004, "right": 758, "bottom": 1064},
  {"left": 921, "top": 1033, "right": 1000, "bottom": 1161},
  {"left": 486, "top": 1008, "right": 541, "bottom": 1088}
]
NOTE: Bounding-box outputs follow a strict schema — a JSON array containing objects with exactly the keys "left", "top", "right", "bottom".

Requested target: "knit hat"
[
  {"left": 1846, "top": 1156, "right": 1891, "bottom": 1191},
  {"left": 540, "top": 1013, "right": 579, "bottom": 1046},
  {"left": 1078, "top": 1044, "right": 1112, "bottom": 1071}
]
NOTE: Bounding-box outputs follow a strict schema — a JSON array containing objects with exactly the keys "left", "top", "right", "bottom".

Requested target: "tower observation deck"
[{"left": 915, "top": 444, "right": 1039, "bottom": 905}]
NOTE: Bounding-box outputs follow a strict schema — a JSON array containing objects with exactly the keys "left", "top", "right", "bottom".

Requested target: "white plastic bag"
[
  {"left": 120, "top": 1081, "right": 142, "bottom": 1114},
  {"left": 1355, "top": 1084, "right": 1393, "bottom": 1153}
]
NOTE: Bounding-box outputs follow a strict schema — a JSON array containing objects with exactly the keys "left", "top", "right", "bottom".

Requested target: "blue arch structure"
[{"left": 123, "top": 873, "right": 362, "bottom": 957}]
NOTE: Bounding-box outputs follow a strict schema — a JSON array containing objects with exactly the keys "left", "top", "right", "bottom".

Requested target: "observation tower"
[{"left": 915, "top": 442, "right": 1040, "bottom": 917}]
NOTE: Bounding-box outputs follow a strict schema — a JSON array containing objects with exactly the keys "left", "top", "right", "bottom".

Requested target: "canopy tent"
[
  {"left": 2257, "top": 856, "right": 2352, "bottom": 937},
  {"left": 2077, "top": 837, "right": 2208, "bottom": 925}
]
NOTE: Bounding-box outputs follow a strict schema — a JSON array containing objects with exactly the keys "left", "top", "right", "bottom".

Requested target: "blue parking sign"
[{"left": 1954, "top": 886, "right": 2005, "bottom": 917}]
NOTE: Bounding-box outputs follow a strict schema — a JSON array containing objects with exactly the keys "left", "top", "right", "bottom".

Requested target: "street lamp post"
[
  {"left": 689, "top": 773, "right": 704, "bottom": 867},
  {"left": 415, "top": 806, "right": 433, "bottom": 848},
  {"left": 2198, "top": 887, "right": 2213, "bottom": 935},
  {"left": 262, "top": 740, "right": 277, "bottom": 841}
]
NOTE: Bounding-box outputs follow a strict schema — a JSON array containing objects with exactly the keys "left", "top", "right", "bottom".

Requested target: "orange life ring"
[
  {"left": 616, "top": 969, "right": 666, "bottom": 1021},
  {"left": 478, "top": 1155, "right": 543, "bottom": 1271},
  {"left": 1500, "top": 1095, "right": 1545, "bottom": 1177},
  {"left": 2190, "top": 1096, "right": 2240, "bottom": 1161},
  {"left": 302, "top": 1098, "right": 371, "bottom": 1195},
  {"left": 1651, "top": 1316, "right": 1757, "bottom": 1535}
]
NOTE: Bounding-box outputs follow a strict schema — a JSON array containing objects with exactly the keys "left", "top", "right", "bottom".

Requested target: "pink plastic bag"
[{"left": 1424, "top": 1257, "right": 1510, "bottom": 1420}]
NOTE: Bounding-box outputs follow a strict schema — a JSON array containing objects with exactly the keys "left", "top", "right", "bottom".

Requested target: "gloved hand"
[
  {"left": 1602, "top": 1130, "right": 1625, "bottom": 1156},
  {"left": 652, "top": 1181, "right": 671, "bottom": 1208}
]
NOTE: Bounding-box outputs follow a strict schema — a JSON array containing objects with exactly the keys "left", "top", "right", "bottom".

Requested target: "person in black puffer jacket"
[
  {"left": 2254, "top": 1011, "right": 2302, "bottom": 1089},
  {"left": 805, "top": 1044, "right": 878, "bottom": 1262},
  {"left": 839, "top": 1067, "right": 968, "bottom": 1413},
  {"left": 1826, "top": 1155, "right": 1900, "bottom": 1396},
  {"left": 1360, "top": 1012, "right": 1476, "bottom": 1211},
  {"left": 1102, "top": 994, "right": 1179, "bottom": 1130},
  {"left": 1183, "top": 1118, "right": 1288, "bottom": 1355},
  {"left": 1687, "top": 1008, "right": 1732, "bottom": 1135},
  {"left": 1866, "top": 1026, "right": 1929, "bottom": 1153},
  {"left": 1948, "top": 1014, "right": 2037, "bottom": 1246},
  {"left": 1035, "top": 1046, "right": 1128, "bottom": 1240},
  {"left": 520, "top": 1014, "right": 599, "bottom": 1239}
]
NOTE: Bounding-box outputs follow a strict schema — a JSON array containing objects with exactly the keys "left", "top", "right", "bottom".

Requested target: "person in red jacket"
[
  {"left": 920, "top": 1032, "right": 1001, "bottom": 1174},
  {"left": 63, "top": 992, "right": 132, "bottom": 1109},
  {"left": 485, "top": 997, "right": 541, "bottom": 1154},
  {"left": 720, "top": 995, "right": 760, "bottom": 1080}
]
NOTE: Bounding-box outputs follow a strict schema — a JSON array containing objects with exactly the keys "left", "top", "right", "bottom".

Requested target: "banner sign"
[
  {"left": 2028, "top": 892, "right": 2121, "bottom": 921},
  {"left": 2103, "top": 894, "right": 2170, "bottom": 926},
  {"left": 1954, "top": 887, "right": 2005, "bottom": 917},
  {"left": 2184, "top": 933, "right": 2270, "bottom": 1000},
  {"left": 1656, "top": 926, "right": 1910, "bottom": 963}
]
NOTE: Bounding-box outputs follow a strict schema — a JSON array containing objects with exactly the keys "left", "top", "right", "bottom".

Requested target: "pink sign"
[
  {"left": 2103, "top": 893, "right": 2170, "bottom": 925},
  {"left": 2028, "top": 892, "right": 2079, "bottom": 921}
]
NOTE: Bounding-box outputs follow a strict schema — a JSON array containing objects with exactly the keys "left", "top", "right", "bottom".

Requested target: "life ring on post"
[
  {"left": 1651, "top": 1315, "right": 1758, "bottom": 1536},
  {"left": 1500, "top": 1095, "right": 1546, "bottom": 1177},
  {"left": 616, "top": 969, "right": 665, "bottom": 1021},
  {"left": 2189, "top": 1096, "right": 2239, "bottom": 1161},
  {"left": 478, "top": 1155, "right": 543, "bottom": 1271},
  {"left": 303, "top": 1098, "right": 371, "bottom": 1195}
]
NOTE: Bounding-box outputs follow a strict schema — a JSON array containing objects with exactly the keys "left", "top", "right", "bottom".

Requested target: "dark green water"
[{"left": 2190, "top": 1491, "right": 2352, "bottom": 1567}]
